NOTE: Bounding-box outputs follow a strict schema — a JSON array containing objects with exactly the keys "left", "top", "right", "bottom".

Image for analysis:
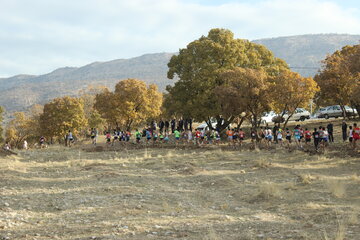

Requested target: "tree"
[
  {"left": 216, "top": 67, "right": 273, "bottom": 128},
  {"left": 0, "top": 106, "right": 4, "bottom": 143},
  {"left": 40, "top": 96, "right": 87, "bottom": 140},
  {"left": 94, "top": 79, "right": 163, "bottom": 130},
  {"left": 79, "top": 85, "right": 107, "bottom": 128},
  {"left": 166, "top": 28, "right": 288, "bottom": 131},
  {"left": 5, "top": 112, "right": 33, "bottom": 148},
  {"left": 315, "top": 44, "right": 360, "bottom": 117},
  {"left": 271, "top": 70, "right": 319, "bottom": 127}
]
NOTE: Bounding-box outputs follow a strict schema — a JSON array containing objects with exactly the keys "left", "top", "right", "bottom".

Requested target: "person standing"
[
  {"left": 188, "top": 118, "right": 193, "bottom": 132},
  {"left": 178, "top": 118, "right": 184, "bottom": 132},
  {"left": 171, "top": 119, "right": 176, "bottom": 133},
  {"left": 23, "top": 140, "right": 28, "bottom": 150},
  {"left": 165, "top": 120, "right": 170, "bottom": 132},
  {"left": 272, "top": 125, "right": 279, "bottom": 144},
  {"left": 341, "top": 121, "right": 347, "bottom": 142},
  {"left": 327, "top": 123, "right": 334, "bottom": 143},
  {"left": 159, "top": 120, "right": 165, "bottom": 134}
]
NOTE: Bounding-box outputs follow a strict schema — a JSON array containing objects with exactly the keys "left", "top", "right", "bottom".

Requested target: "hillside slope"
[{"left": 1, "top": 34, "right": 359, "bottom": 112}]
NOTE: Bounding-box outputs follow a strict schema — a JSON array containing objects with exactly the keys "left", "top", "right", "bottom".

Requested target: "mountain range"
[{"left": 0, "top": 34, "right": 359, "bottom": 112}]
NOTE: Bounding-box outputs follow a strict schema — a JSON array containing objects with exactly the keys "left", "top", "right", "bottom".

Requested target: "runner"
[
  {"left": 348, "top": 126, "right": 353, "bottom": 147},
  {"left": 238, "top": 128, "right": 245, "bottom": 147},
  {"left": 293, "top": 126, "right": 302, "bottom": 149},
  {"left": 353, "top": 123, "right": 360, "bottom": 149},
  {"left": 304, "top": 128, "right": 312, "bottom": 145},
  {"left": 126, "top": 131, "right": 131, "bottom": 142},
  {"left": 226, "top": 128, "right": 234, "bottom": 146},
  {"left": 276, "top": 128, "right": 283, "bottom": 147},
  {"left": 39, "top": 136, "right": 46, "bottom": 148},
  {"left": 153, "top": 131, "right": 158, "bottom": 145},
  {"left": 146, "top": 129, "right": 152, "bottom": 144},
  {"left": 135, "top": 129, "right": 142, "bottom": 144},
  {"left": 23, "top": 140, "right": 28, "bottom": 150},
  {"left": 265, "top": 127, "right": 273, "bottom": 149},
  {"left": 164, "top": 131, "right": 170, "bottom": 143},
  {"left": 312, "top": 128, "right": 320, "bottom": 151},
  {"left": 187, "top": 130, "right": 193, "bottom": 144},
  {"left": 195, "top": 129, "right": 201, "bottom": 145},
  {"left": 67, "top": 130, "right": 74, "bottom": 147},
  {"left": 90, "top": 128, "right": 97, "bottom": 145},
  {"left": 174, "top": 129, "right": 181, "bottom": 146},
  {"left": 215, "top": 130, "right": 221, "bottom": 145},
  {"left": 112, "top": 129, "right": 119, "bottom": 146},
  {"left": 285, "top": 128, "right": 292, "bottom": 148},
  {"left": 105, "top": 132, "right": 111, "bottom": 146}
]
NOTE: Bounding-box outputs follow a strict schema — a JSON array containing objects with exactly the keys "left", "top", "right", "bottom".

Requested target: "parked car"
[
  {"left": 261, "top": 111, "right": 277, "bottom": 124},
  {"left": 272, "top": 108, "right": 311, "bottom": 123},
  {"left": 316, "top": 105, "right": 358, "bottom": 119}
]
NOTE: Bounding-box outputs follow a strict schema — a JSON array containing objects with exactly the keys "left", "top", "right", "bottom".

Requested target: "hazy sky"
[{"left": 1, "top": 0, "right": 359, "bottom": 77}]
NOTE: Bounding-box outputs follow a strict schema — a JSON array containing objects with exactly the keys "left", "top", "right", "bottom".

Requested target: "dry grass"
[
  {"left": 0, "top": 141, "right": 359, "bottom": 239},
  {"left": 255, "top": 181, "right": 282, "bottom": 200},
  {"left": 326, "top": 179, "right": 346, "bottom": 198}
]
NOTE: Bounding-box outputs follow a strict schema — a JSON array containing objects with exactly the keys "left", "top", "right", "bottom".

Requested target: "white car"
[
  {"left": 272, "top": 108, "right": 311, "bottom": 123},
  {"left": 261, "top": 111, "right": 277, "bottom": 124},
  {"left": 196, "top": 121, "right": 218, "bottom": 131}
]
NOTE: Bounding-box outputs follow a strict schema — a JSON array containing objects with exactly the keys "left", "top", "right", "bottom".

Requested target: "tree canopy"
[
  {"left": 271, "top": 70, "right": 319, "bottom": 127},
  {"left": 39, "top": 96, "right": 87, "bottom": 139},
  {"left": 166, "top": 28, "right": 288, "bottom": 131},
  {"left": 94, "top": 79, "right": 163, "bottom": 130},
  {"left": 315, "top": 44, "right": 360, "bottom": 117}
]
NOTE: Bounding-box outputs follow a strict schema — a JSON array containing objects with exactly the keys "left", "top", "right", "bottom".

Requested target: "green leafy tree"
[
  {"left": 166, "top": 28, "right": 288, "bottom": 131},
  {"left": 39, "top": 96, "right": 87, "bottom": 140}
]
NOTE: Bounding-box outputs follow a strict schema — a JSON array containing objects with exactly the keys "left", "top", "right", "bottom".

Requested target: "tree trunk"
[
  {"left": 236, "top": 116, "right": 246, "bottom": 129},
  {"left": 340, "top": 104, "right": 348, "bottom": 119}
]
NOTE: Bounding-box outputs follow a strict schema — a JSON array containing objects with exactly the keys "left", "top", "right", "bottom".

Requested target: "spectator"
[
  {"left": 171, "top": 119, "right": 176, "bottom": 133},
  {"left": 341, "top": 121, "right": 347, "bottom": 142},
  {"left": 327, "top": 123, "right": 334, "bottom": 142}
]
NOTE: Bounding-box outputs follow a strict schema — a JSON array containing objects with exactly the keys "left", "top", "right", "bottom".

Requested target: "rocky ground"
[{"left": 0, "top": 139, "right": 359, "bottom": 240}]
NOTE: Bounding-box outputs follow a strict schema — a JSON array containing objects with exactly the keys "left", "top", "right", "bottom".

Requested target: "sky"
[{"left": 0, "top": 0, "right": 360, "bottom": 78}]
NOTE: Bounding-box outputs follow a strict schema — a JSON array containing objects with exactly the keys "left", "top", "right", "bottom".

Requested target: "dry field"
[{"left": 1, "top": 121, "right": 360, "bottom": 239}]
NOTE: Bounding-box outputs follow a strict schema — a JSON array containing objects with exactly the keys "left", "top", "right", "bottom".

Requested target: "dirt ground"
[{"left": 1, "top": 119, "right": 360, "bottom": 240}]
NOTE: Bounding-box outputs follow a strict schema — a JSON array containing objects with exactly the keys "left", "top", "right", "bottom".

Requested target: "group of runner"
[{"left": 94, "top": 122, "right": 360, "bottom": 151}]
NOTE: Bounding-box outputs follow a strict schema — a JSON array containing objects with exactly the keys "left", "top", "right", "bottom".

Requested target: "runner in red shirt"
[
  {"left": 304, "top": 128, "right": 312, "bottom": 145},
  {"left": 352, "top": 123, "right": 360, "bottom": 149}
]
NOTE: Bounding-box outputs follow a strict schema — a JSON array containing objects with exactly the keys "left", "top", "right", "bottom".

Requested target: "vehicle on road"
[
  {"left": 261, "top": 111, "right": 277, "bottom": 124},
  {"left": 272, "top": 108, "right": 311, "bottom": 123},
  {"left": 316, "top": 105, "right": 358, "bottom": 119}
]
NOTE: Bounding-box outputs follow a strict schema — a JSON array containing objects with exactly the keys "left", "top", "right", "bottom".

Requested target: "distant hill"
[
  {"left": 0, "top": 34, "right": 359, "bottom": 112},
  {"left": 253, "top": 34, "right": 360, "bottom": 77}
]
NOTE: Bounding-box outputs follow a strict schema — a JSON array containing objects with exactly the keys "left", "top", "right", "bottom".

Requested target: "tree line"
[{"left": 0, "top": 28, "right": 359, "bottom": 148}]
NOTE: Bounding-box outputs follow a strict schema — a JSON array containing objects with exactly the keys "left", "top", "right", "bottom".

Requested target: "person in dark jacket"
[
  {"left": 159, "top": 120, "right": 165, "bottom": 134},
  {"left": 171, "top": 119, "right": 176, "bottom": 133},
  {"left": 342, "top": 121, "right": 347, "bottom": 142},
  {"left": 327, "top": 123, "right": 334, "bottom": 142},
  {"left": 165, "top": 120, "right": 170, "bottom": 132},
  {"left": 178, "top": 118, "right": 184, "bottom": 132}
]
